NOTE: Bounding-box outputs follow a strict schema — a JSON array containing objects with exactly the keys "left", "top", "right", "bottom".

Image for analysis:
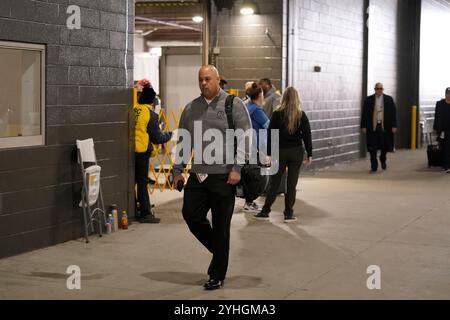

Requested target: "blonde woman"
[{"left": 254, "top": 87, "right": 312, "bottom": 222}]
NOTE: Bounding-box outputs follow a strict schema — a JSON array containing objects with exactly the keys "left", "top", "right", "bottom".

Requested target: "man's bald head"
[
  {"left": 199, "top": 65, "right": 219, "bottom": 77},
  {"left": 199, "top": 65, "right": 221, "bottom": 100}
]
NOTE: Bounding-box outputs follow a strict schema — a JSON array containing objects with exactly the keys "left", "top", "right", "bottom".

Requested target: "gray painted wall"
[
  {"left": 210, "top": 0, "right": 284, "bottom": 97},
  {"left": 367, "top": 0, "right": 417, "bottom": 150},
  {"left": 0, "top": 0, "right": 135, "bottom": 258},
  {"left": 367, "top": 0, "right": 398, "bottom": 100},
  {"left": 210, "top": 0, "right": 420, "bottom": 167},
  {"left": 287, "top": 0, "right": 419, "bottom": 165},
  {"left": 288, "top": 0, "right": 365, "bottom": 167}
]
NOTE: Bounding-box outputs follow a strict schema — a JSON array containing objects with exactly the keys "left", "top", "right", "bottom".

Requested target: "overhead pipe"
[
  {"left": 142, "top": 28, "right": 158, "bottom": 36},
  {"left": 202, "top": 0, "right": 210, "bottom": 65},
  {"left": 135, "top": 16, "right": 202, "bottom": 32}
]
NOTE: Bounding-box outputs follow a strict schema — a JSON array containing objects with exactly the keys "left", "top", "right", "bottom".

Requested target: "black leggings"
[
  {"left": 262, "top": 146, "right": 304, "bottom": 216},
  {"left": 135, "top": 152, "right": 151, "bottom": 217}
]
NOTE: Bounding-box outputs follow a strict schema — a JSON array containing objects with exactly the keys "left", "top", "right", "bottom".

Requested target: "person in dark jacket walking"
[
  {"left": 361, "top": 83, "right": 397, "bottom": 173},
  {"left": 433, "top": 87, "right": 450, "bottom": 173},
  {"left": 254, "top": 87, "right": 313, "bottom": 223},
  {"left": 134, "top": 85, "right": 172, "bottom": 223}
]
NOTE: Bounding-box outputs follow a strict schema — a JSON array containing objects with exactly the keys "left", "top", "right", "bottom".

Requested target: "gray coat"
[
  {"left": 173, "top": 90, "right": 252, "bottom": 175},
  {"left": 262, "top": 86, "right": 281, "bottom": 119}
]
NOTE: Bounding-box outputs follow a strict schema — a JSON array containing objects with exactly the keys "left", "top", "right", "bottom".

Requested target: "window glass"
[{"left": 0, "top": 42, "right": 45, "bottom": 148}]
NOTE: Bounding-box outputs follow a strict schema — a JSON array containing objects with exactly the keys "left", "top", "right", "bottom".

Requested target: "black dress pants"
[
  {"left": 182, "top": 173, "right": 235, "bottom": 281},
  {"left": 262, "top": 146, "right": 304, "bottom": 216},
  {"left": 135, "top": 152, "right": 151, "bottom": 217},
  {"left": 442, "top": 132, "right": 450, "bottom": 169},
  {"left": 369, "top": 124, "right": 388, "bottom": 171}
]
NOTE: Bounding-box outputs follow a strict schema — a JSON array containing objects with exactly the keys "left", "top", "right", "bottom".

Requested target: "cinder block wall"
[
  {"left": 210, "top": 0, "right": 284, "bottom": 96},
  {"left": 288, "top": 0, "right": 365, "bottom": 167},
  {"left": 0, "top": 0, "right": 135, "bottom": 258}
]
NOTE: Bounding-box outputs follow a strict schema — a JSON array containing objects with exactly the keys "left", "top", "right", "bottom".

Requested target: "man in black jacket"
[
  {"left": 361, "top": 83, "right": 398, "bottom": 172},
  {"left": 433, "top": 87, "right": 450, "bottom": 173}
]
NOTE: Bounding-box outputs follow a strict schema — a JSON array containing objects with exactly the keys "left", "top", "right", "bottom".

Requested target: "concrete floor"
[{"left": 1, "top": 149, "right": 449, "bottom": 300}]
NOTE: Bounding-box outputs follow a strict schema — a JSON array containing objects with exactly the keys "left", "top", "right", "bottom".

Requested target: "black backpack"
[{"left": 224, "top": 95, "right": 268, "bottom": 201}]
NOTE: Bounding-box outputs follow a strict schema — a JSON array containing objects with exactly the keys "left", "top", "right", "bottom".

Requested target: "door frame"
[{"left": 160, "top": 46, "right": 202, "bottom": 111}]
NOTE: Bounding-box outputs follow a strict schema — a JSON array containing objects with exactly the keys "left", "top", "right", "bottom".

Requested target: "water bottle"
[
  {"left": 106, "top": 214, "right": 112, "bottom": 234},
  {"left": 121, "top": 210, "right": 129, "bottom": 230},
  {"left": 110, "top": 204, "right": 118, "bottom": 232}
]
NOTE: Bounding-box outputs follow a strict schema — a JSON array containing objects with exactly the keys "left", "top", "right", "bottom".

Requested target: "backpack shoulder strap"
[{"left": 225, "top": 95, "right": 235, "bottom": 130}]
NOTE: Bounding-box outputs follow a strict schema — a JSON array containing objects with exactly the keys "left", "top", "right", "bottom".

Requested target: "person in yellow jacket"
[{"left": 134, "top": 86, "right": 172, "bottom": 223}]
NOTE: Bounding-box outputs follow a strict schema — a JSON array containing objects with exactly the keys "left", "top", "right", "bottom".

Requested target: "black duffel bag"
[
  {"left": 239, "top": 164, "right": 269, "bottom": 201},
  {"left": 224, "top": 95, "right": 269, "bottom": 200}
]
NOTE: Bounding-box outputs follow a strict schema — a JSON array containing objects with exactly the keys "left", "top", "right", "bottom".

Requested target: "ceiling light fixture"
[
  {"left": 240, "top": 7, "right": 254, "bottom": 15},
  {"left": 240, "top": 0, "right": 258, "bottom": 15},
  {"left": 192, "top": 16, "right": 204, "bottom": 23}
]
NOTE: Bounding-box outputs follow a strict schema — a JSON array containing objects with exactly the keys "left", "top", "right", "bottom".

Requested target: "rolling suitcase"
[{"left": 426, "top": 133, "right": 443, "bottom": 167}]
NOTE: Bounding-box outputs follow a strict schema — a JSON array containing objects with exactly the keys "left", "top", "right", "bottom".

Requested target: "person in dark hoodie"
[
  {"left": 433, "top": 87, "right": 450, "bottom": 173},
  {"left": 134, "top": 85, "right": 172, "bottom": 223}
]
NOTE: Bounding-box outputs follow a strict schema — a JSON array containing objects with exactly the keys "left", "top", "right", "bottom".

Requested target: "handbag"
[{"left": 224, "top": 95, "right": 267, "bottom": 200}]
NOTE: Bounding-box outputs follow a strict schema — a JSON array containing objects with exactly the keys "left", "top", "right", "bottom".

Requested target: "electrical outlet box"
[{"left": 213, "top": 47, "right": 220, "bottom": 54}]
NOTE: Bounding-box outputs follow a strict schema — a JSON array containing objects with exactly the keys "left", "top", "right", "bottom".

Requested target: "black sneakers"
[
  {"left": 381, "top": 162, "right": 387, "bottom": 170},
  {"left": 204, "top": 279, "right": 224, "bottom": 290},
  {"left": 254, "top": 211, "right": 270, "bottom": 220},
  {"left": 254, "top": 211, "right": 298, "bottom": 223},
  {"left": 284, "top": 215, "right": 298, "bottom": 223},
  {"left": 138, "top": 214, "right": 161, "bottom": 224}
]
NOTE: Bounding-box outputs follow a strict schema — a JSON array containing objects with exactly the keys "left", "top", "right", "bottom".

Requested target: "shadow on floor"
[
  {"left": 28, "top": 271, "right": 106, "bottom": 280},
  {"left": 155, "top": 198, "right": 184, "bottom": 224},
  {"left": 142, "top": 271, "right": 262, "bottom": 289},
  {"left": 248, "top": 198, "right": 331, "bottom": 226}
]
